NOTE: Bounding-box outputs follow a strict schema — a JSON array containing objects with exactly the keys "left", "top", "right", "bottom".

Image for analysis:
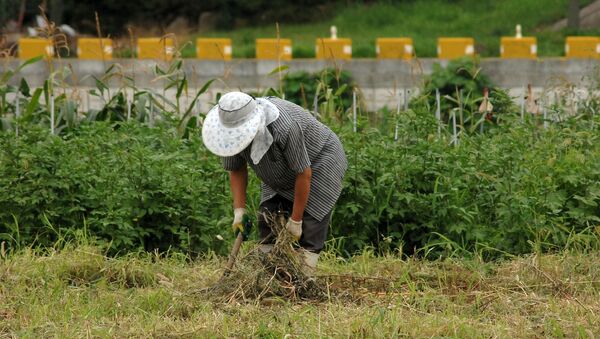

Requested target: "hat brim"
[{"left": 202, "top": 104, "right": 263, "bottom": 157}]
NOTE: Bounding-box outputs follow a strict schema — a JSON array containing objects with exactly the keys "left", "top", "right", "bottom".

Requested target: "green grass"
[
  {"left": 1, "top": 243, "right": 599, "bottom": 337},
  {"left": 182, "top": 0, "right": 599, "bottom": 58}
]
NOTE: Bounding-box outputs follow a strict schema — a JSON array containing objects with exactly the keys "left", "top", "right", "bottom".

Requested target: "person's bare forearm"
[
  {"left": 229, "top": 166, "right": 248, "bottom": 209},
  {"left": 291, "top": 167, "right": 312, "bottom": 221}
]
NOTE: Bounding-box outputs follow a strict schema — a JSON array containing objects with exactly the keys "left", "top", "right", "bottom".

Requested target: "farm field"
[
  {"left": 1, "top": 51, "right": 600, "bottom": 337},
  {"left": 1, "top": 56, "right": 600, "bottom": 256},
  {"left": 3, "top": 1, "right": 600, "bottom": 337},
  {"left": 0, "top": 245, "right": 598, "bottom": 337}
]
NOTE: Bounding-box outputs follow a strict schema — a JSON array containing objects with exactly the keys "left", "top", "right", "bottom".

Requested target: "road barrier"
[
  {"left": 77, "top": 38, "right": 113, "bottom": 60},
  {"left": 376, "top": 38, "right": 414, "bottom": 60},
  {"left": 18, "top": 38, "right": 54, "bottom": 59},
  {"left": 501, "top": 37, "right": 537, "bottom": 59},
  {"left": 196, "top": 38, "right": 232, "bottom": 61},
  {"left": 137, "top": 38, "right": 175, "bottom": 61},
  {"left": 565, "top": 36, "right": 600, "bottom": 59},
  {"left": 437, "top": 37, "right": 475, "bottom": 59},
  {"left": 256, "top": 39, "right": 292, "bottom": 60},
  {"left": 316, "top": 38, "right": 352, "bottom": 60},
  {"left": 9, "top": 36, "right": 600, "bottom": 60}
]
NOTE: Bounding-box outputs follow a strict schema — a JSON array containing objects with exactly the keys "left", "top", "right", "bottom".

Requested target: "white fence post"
[
  {"left": 590, "top": 92, "right": 596, "bottom": 129},
  {"left": 15, "top": 93, "right": 20, "bottom": 137},
  {"left": 394, "top": 90, "right": 401, "bottom": 141},
  {"left": 127, "top": 95, "right": 131, "bottom": 121},
  {"left": 50, "top": 94, "right": 55, "bottom": 135},
  {"left": 543, "top": 95, "right": 548, "bottom": 129},
  {"left": 352, "top": 88, "right": 357, "bottom": 133},
  {"left": 435, "top": 89, "right": 441, "bottom": 137},
  {"left": 149, "top": 97, "right": 154, "bottom": 127},
  {"left": 452, "top": 109, "right": 458, "bottom": 146},
  {"left": 458, "top": 89, "right": 464, "bottom": 129},
  {"left": 313, "top": 85, "right": 319, "bottom": 117}
]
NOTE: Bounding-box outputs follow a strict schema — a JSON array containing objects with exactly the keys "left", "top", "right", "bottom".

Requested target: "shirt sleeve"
[
  {"left": 221, "top": 154, "right": 246, "bottom": 171},
  {"left": 284, "top": 121, "right": 311, "bottom": 174}
]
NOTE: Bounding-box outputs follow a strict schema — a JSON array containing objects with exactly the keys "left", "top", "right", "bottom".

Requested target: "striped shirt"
[{"left": 222, "top": 97, "right": 348, "bottom": 221}]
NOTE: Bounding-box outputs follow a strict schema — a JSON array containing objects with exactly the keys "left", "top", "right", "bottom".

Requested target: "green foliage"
[
  {"left": 424, "top": 58, "right": 492, "bottom": 100},
  {"left": 2, "top": 109, "right": 600, "bottom": 258},
  {"left": 333, "top": 109, "right": 600, "bottom": 258},
  {"left": 0, "top": 123, "right": 238, "bottom": 255},
  {"left": 2, "top": 57, "right": 600, "bottom": 259},
  {"left": 283, "top": 68, "right": 355, "bottom": 121},
  {"left": 415, "top": 57, "right": 518, "bottom": 134},
  {"left": 0, "top": 57, "right": 211, "bottom": 140}
]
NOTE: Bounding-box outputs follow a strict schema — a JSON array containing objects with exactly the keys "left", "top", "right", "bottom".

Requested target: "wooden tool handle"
[{"left": 224, "top": 233, "right": 244, "bottom": 275}]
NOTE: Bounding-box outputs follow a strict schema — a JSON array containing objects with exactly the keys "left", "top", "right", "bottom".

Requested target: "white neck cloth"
[{"left": 250, "top": 98, "right": 280, "bottom": 165}]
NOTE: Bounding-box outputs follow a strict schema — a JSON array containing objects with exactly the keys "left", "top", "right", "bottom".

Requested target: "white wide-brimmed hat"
[{"left": 202, "top": 92, "right": 279, "bottom": 162}]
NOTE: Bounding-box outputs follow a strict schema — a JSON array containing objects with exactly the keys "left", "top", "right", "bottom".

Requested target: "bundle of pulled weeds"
[{"left": 204, "top": 214, "right": 328, "bottom": 303}]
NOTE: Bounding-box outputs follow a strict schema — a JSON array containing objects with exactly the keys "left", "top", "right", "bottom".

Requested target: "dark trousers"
[{"left": 257, "top": 195, "right": 332, "bottom": 253}]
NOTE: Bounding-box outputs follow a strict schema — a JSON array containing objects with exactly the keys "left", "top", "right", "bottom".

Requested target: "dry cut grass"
[
  {"left": 0, "top": 243, "right": 599, "bottom": 338},
  {"left": 202, "top": 214, "right": 327, "bottom": 303}
]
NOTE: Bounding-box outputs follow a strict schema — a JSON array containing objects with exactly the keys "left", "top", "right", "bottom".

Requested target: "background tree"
[
  {"left": 1, "top": 0, "right": 338, "bottom": 35},
  {"left": 568, "top": 0, "right": 580, "bottom": 30}
]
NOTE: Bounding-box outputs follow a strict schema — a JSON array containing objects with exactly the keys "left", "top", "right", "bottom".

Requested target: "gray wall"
[{"left": 2, "top": 58, "right": 599, "bottom": 110}]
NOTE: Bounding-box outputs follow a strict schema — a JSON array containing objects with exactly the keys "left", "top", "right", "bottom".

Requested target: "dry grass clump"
[
  {"left": 0, "top": 246, "right": 157, "bottom": 289},
  {"left": 204, "top": 213, "right": 327, "bottom": 303},
  {"left": 59, "top": 250, "right": 157, "bottom": 288}
]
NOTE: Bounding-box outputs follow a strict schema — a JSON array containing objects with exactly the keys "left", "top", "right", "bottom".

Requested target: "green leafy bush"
[
  {"left": 3, "top": 111, "right": 599, "bottom": 259},
  {"left": 283, "top": 68, "right": 355, "bottom": 121},
  {"left": 421, "top": 58, "right": 513, "bottom": 112},
  {"left": 1, "top": 58, "right": 600, "bottom": 259},
  {"left": 0, "top": 123, "right": 243, "bottom": 255},
  {"left": 332, "top": 109, "right": 600, "bottom": 257},
  {"left": 412, "top": 57, "right": 517, "bottom": 135}
]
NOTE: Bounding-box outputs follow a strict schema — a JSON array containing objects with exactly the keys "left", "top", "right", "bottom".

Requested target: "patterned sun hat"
[{"left": 202, "top": 92, "right": 264, "bottom": 157}]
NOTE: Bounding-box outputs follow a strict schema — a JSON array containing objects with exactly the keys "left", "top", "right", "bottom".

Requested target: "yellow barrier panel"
[
  {"left": 18, "top": 38, "right": 54, "bottom": 59},
  {"left": 196, "top": 38, "right": 232, "bottom": 60},
  {"left": 137, "top": 38, "right": 175, "bottom": 60},
  {"left": 376, "top": 38, "right": 414, "bottom": 60},
  {"left": 77, "top": 38, "right": 113, "bottom": 60},
  {"left": 565, "top": 36, "right": 599, "bottom": 58},
  {"left": 500, "top": 37, "right": 537, "bottom": 59},
  {"left": 316, "top": 38, "right": 352, "bottom": 60},
  {"left": 437, "top": 38, "right": 475, "bottom": 59},
  {"left": 256, "top": 39, "right": 292, "bottom": 60}
]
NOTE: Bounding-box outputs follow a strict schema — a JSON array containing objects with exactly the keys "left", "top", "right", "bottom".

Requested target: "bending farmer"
[{"left": 202, "top": 92, "right": 347, "bottom": 273}]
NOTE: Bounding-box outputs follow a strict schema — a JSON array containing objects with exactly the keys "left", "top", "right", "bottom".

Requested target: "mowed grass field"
[
  {"left": 1, "top": 243, "right": 598, "bottom": 337},
  {"left": 184, "top": 0, "right": 600, "bottom": 58}
]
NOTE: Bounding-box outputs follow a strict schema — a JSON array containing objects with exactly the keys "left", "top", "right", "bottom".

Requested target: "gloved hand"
[
  {"left": 286, "top": 218, "right": 303, "bottom": 240},
  {"left": 232, "top": 208, "right": 252, "bottom": 240}
]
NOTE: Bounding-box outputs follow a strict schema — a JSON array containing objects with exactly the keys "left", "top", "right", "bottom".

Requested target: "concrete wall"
[{"left": 1, "top": 58, "right": 598, "bottom": 110}]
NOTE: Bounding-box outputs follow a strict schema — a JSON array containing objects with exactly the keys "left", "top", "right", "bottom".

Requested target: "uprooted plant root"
[{"left": 204, "top": 213, "right": 328, "bottom": 303}]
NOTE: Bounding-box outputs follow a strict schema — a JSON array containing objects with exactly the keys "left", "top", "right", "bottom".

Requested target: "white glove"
[
  {"left": 232, "top": 207, "right": 246, "bottom": 233},
  {"left": 286, "top": 218, "right": 303, "bottom": 240}
]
